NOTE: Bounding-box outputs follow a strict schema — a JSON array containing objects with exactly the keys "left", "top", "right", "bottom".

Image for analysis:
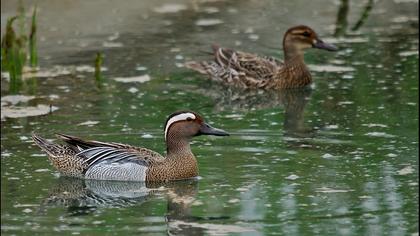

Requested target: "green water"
[{"left": 1, "top": 0, "right": 418, "bottom": 235}]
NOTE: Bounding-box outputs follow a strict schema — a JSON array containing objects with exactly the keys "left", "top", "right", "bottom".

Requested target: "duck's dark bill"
[
  {"left": 313, "top": 40, "right": 338, "bottom": 51},
  {"left": 198, "top": 123, "right": 230, "bottom": 136}
]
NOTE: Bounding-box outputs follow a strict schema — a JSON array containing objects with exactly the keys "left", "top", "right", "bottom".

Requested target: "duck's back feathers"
[
  {"left": 186, "top": 45, "right": 284, "bottom": 89},
  {"left": 56, "top": 133, "right": 164, "bottom": 162},
  {"left": 32, "top": 133, "right": 165, "bottom": 180}
]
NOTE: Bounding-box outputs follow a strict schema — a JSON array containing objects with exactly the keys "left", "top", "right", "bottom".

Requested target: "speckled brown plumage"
[
  {"left": 31, "top": 111, "right": 228, "bottom": 182},
  {"left": 186, "top": 25, "right": 337, "bottom": 89}
]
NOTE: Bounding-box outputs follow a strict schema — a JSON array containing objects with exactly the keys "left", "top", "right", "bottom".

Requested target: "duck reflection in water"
[
  {"left": 196, "top": 85, "right": 315, "bottom": 139},
  {"left": 39, "top": 177, "right": 229, "bottom": 235}
]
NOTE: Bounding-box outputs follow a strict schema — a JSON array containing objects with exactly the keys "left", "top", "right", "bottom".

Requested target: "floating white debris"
[
  {"left": 392, "top": 16, "right": 418, "bottom": 23},
  {"left": 77, "top": 120, "right": 99, "bottom": 126},
  {"left": 1, "top": 72, "right": 9, "bottom": 79},
  {"left": 22, "top": 208, "right": 33, "bottom": 213},
  {"left": 394, "top": 0, "right": 418, "bottom": 3},
  {"left": 141, "top": 134, "right": 153, "bottom": 138},
  {"left": 75, "top": 65, "right": 107, "bottom": 73},
  {"left": 15, "top": 66, "right": 72, "bottom": 79},
  {"left": 175, "top": 63, "right": 184, "bottom": 68},
  {"left": 397, "top": 166, "right": 414, "bottom": 175},
  {"left": 75, "top": 65, "right": 95, "bottom": 73},
  {"left": 192, "top": 200, "right": 203, "bottom": 206},
  {"left": 31, "top": 153, "right": 46, "bottom": 157},
  {"left": 399, "top": 51, "right": 418, "bottom": 57},
  {"left": 1, "top": 105, "right": 58, "bottom": 119},
  {"left": 228, "top": 8, "right": 238, "bottom": 13},
  {"left": 114, "top": 74, "right": 151, "bottom": 83},
  {"left": 236, "top": 187, "right": 249, "bottom": 192},
  {"left": 225, "top": 114, "right": 243, "bottom": 118},
  {"left": 325, "top": 125, "right": 339, "bottom": 129},
  {"left": 49, "top": 94, "right": 60, "bottom": 100},
  {"left": 202, "top": 7, "right": 219, "bottom": 13},
  {"left": 285, "top": 174, "right": 299, "bottom": 180},
  {"left": 135, "top": 66, "right": 147, "bottom": 71},
  {"left": 248, "top": 34, "right": 259, "bottom": 41},
  {"left": 309, "top": 65, "right": 355, "bottom": 72},
  {"left": 195, "top": 19, "right": 224, "bottom": 26},
  {"left": 108, "top": 32, "right": 120, "bottom": 41},
  {"left": 228, "top": 198, "right": 240, "bottom": 203},
  {"left": 128, "top": 87, "right": 139, "bottom": 93},
  {"left": 322, "top": 153, "right": 334, "bottom": 159},
  {"left": 154, "top": 4, "right": 187, "bottom": 13},
  {"left": 13, "top": 204, "right": 39, "bottom": 208},
  {"left": 337, "top": 101, "right": 354, "bottom": 105},
  {"left": 103, "top": 42, "right": 124, "bottom": 48},
  {"left": 364, "top": 132, "right": 396, "bottom": 138},
  {"left": 342, "top": 74, "right": 354, "bottom": 79},
  {"left": 321, "top": 37, "right": 369, "bottom": 44},
  {"left": 1, "top": 95, "right": 35, "bottom": 105},
  {"left": 315, "top": 187, "right": 353, "bottom": 193},
  {"left": 362, "top": 123, "right": 388, "bottom": 128}
]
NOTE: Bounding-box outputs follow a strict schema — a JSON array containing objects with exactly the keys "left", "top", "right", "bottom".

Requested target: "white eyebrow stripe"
[{"left": 164, "top": 113, "right": 196, "bottom": 140}]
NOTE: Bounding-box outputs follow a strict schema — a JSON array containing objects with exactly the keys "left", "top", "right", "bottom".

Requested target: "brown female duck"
[
  {"left": 32, "top": 111, "right": 229, "bottom": 182},
  {"left": 186, "top": 25, "right": 338, "bottom": 89}
]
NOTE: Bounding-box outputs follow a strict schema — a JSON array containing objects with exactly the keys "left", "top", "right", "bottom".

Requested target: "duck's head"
[
  {"left": 283, "top": 25, "right": 337, "bottom": 58},
  {"left": 164, "top": 111, "right": 229, "bottom": 143}
]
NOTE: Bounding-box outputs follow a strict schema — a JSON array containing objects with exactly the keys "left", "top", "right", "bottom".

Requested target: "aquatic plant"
[
  {"left": 94, "top": 52, "right": 104, "bottom": 82},
  {"left": 1, "top": 4, "right": 38, "bottom": 93},
  {"left": 29, "top": 6, "right": 38, "bottom": 67},
  {"left": 1, "top": 16, "right": 26, "bottom": 93}
]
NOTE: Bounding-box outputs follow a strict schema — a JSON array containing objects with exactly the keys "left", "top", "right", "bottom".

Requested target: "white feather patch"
[{"left": 165, "top": 112, "right": 196, "bottom": 140}]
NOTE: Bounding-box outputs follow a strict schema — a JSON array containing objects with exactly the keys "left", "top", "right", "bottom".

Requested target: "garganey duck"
[
  {"left": 32, "top": 111, "right": 229, "bottom": 182},
  {"left": 186, "top": 25, "right": 338, "bottom": 89}
]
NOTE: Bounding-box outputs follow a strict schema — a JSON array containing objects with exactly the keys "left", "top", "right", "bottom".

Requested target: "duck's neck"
[
  {"left": 283, "top": 45, "right": 305, "bottom": 64},
  {"left": 161, "top": 136, "right": 198, "bottom": 180},
  {"left": 166, "top": 137, "right": 193, "bottom": 158},
  {"left": 272, "top": 44, "right": 312, "bottom": 89}
]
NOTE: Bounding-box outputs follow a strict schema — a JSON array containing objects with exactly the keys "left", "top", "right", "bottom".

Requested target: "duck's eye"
[
  {"left": 186, "top": 117, "right": 193, "bottom": 121},
  {"left": 302, "top": 31, "right": 311, "bottom": 37}
]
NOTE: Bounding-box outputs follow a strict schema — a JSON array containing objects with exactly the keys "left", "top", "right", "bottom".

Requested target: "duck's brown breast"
[{"left": 145, "top": 155, "right": 198, "bottom": 182}]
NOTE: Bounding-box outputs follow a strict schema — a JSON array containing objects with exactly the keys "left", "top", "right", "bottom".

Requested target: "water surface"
[{"left": 1, "top": 0, "right": 418, "bottom": 235}]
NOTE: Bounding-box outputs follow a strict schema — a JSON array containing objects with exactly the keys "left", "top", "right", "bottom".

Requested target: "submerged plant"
[{"left": 94, "top": 52, "right": 104, "bottom": 84}]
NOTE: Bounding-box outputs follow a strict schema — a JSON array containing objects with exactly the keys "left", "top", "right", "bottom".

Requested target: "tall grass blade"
[{"left": 29, "top": 6, "right": 38, "bottom": 67}]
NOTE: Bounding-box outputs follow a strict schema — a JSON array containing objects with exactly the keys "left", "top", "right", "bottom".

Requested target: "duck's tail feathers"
[
  {"left": 185, "top": 61, "right": 208, "bottom": 74},
  {"left": 31, "top": 132, "right": 63, "bottom": 157}
]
